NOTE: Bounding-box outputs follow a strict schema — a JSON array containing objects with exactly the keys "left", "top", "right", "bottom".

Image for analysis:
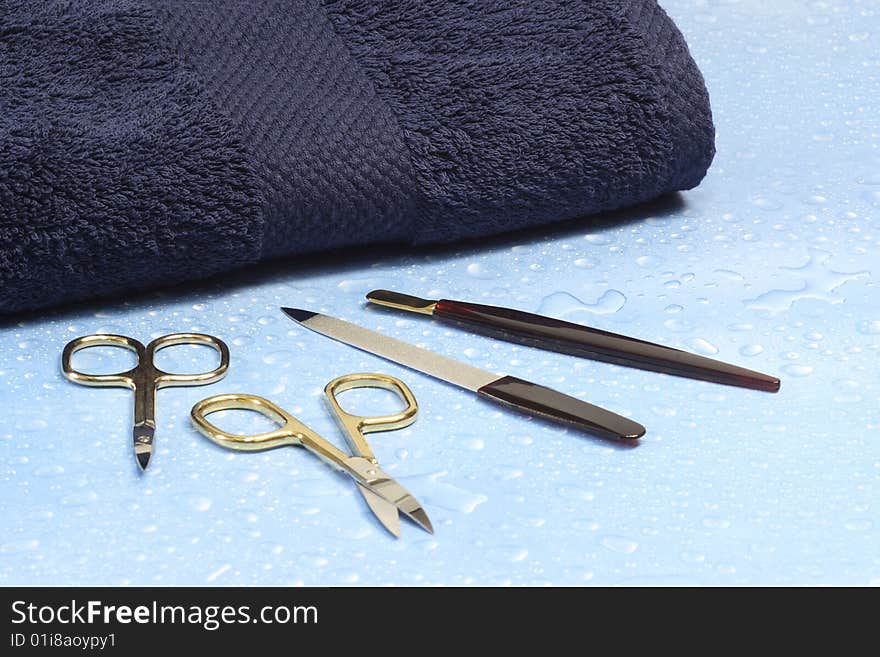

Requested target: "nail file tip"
[{"left": 280, "top": 307, "right": 317, "bottom": 322}]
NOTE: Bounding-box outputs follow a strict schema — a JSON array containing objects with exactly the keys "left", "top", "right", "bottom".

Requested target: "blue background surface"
[{"left": 1, "top": 0, "right": 878, "bottom": 586}]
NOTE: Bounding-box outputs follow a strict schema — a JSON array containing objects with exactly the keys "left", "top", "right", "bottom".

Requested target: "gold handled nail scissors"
[
  {"left": 62, "top": 333, "right": 230, "bottom": 471},
  {"left": 190, "top": 373, "right": 433, "bottom": 538}
]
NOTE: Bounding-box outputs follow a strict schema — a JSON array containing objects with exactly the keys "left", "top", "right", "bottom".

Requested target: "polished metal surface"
[
  {"left": 282, "top": 308, "right": 499, "bottom": 392},
  {"left": 367, "top": 289, "right": 780, "bottom": 392},
  {"left": 61, "top": 333, "right": 229, "bottom": 471},
  {"left": 190, "top": 373, "right": 433, "bottom": 537},
  {"left": 357, "top": 483, "right": 401, "bottom": 538},
  {"left": 366, "top": 289, "right": 438, "bottom": 315},
  {"left": 344, "top": 456, "right": 434, "bottom": 535},
  {"left": 283, "top": 308, "right": 644, "bottom": 441}
]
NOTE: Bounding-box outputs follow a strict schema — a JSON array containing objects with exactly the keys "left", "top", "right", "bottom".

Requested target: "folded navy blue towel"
[{"left": 0, "top": 0, "right": 714, "bottom": 315}]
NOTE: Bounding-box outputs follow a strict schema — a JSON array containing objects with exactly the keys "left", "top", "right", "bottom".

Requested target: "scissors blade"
[
  {"left": 133, "top": 425, "right": 154, "bottom": 471},
  {"left": 356, "top": 483, "right": 401, "bottom": 538},
  {"left": 344, "top": 457, "right": 433, "bottom": 534},
  {"left": 364, "top": 478, "right": 433, "bottom": 535}
]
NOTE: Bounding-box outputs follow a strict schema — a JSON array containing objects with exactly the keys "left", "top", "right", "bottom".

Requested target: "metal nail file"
[
  {"left": 366, "top": 290, "right": 781, "bottom": 393},
  {"left": 281, "top": 308, "right": 645, "bottom": 441}
]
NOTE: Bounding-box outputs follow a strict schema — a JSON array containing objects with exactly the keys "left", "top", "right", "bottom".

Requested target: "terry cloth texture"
[{"left": 0, "top": 0, "right": 714, "bottom": 315}]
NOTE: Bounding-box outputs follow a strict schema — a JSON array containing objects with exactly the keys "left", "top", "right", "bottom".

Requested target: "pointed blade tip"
[
  {"left": 410, "top": 507, "right": 434, "bottom": 534},
  {"left": 280, "top": 307, "right": 317, "bottom": 323},
  {"left": 135, "top": 450, "right": 151, "bottom": 471}
]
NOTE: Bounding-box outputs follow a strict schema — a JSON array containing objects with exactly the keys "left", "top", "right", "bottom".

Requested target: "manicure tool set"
[{"left": 61, "top": 291, "right": 780, "bottom": 538}]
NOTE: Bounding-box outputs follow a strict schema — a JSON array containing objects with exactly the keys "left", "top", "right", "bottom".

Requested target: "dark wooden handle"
[
  {"left": 477, "top": 375, "right": 645, "bottom": 441},
  {"left": 435, "top": 299, "right": 780, "bottom": 393}
]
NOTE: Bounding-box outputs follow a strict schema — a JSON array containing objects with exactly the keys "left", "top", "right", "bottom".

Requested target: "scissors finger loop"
[
  {"left": 191, "top": 393, "right": 304, "bottom": 452},
  {"left": 325, "top": 373, "right": 419, "bottom": 432},
  {"left": 148, "top": 333, "right": 230, "bottom": 387},
  {"left": 61, "top": 334, "right": 145, "bottom": 387},
  {"left": 324, "top": 373, "right": 418, "bottom": 460}
]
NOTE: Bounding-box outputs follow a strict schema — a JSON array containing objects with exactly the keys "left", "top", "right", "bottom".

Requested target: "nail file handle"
[
  {"left": 476, "top": 375, "right": 645, "bottom": 441},
  {"left": 435, "top": 299, "right": 780, "bottom": 393},
  {"left": 434, "top": 298, "right": 647, "bottom": 357}
]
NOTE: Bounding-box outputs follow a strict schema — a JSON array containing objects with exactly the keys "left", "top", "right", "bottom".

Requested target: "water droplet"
[
  {"left": 857, "top": 320, "right": 880, "bottom": 335},
  {"left": 685, "top": 337, "right": 719, "bottom": 356},
  {"left": 509, "top": 548, "right": 529, "bottom": 562},
  {"left": 22, "top": 418, "right": 48, "bottom": 432},
  {"left": 833, "top": 379, "right": 863, "bottom": 403},
  {"left": 663, "top": 318, "right": 693, "bottom": 332},
  {"left": 206, "top": 564, "right": 231, "bottom": 582},
  {"left": 558, "top": 486, "right": 595, "bottom": 502},
  {"left": 538, "top": 290, "right": 626, "bottom": 318},
  {"left": 410, "top": 472, "right": 488, "bottom": 514},
  {"left": 782, "top": 364, "right": 813, "bottom": 377},
  {"left": 574, "top": 258, "right": 597, "bottom": 269},
  {"left": 739, "top": 344, "right": 764, "bottom": 356},
  {"left": 337, "top": 278, "right": 379, "bottom": 293},
  {"left": 261, "top": 351, "right": 293, "bottom": 367},
  {"left": 715, "top": 269, "right": 745, "bottom": 281},
  {"left": 702, "top": 517, "right": 731, "bottom": 529},
  {"left": 862, "top": 188, "right": 880, "bottom": 205},
  {"left": 0, "top": 539, "right": 40, "bottom": 553},
  {"left": 856, "top": 172, "right": 880, "bottom": 185},
  {"left": 466, "top": 263, "right": 494, "bottom": 279},
  {"left": 750, "top": 194, "right": 783, "bottom": 210},
  {"left": 651, "top": 405, "right": 677, "bottom": 417},
  {"left": 492, "top": 466, "right": 523, "bottom": 480},
  {"left": 601, "top": 536, "right": 639, "bottom": 554},
  {"left": 188, "top": 496, "right": 212, "bottom": 512},
  {"left": 62, "top": 490, "right": 99, "bottom": 506},
  {"left": 33, "top": 464, "right": 64, "bottom": 477},
  {"left": 745, "top": 250, "right": 868, "bottom": 312}
]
